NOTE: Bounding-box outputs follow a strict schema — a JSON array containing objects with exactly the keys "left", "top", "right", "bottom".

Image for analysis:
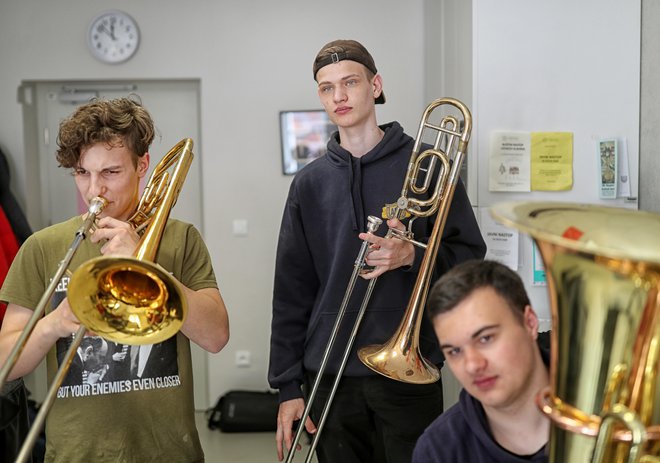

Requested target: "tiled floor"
[{"left": 196, "top": 411, "right": 317, "bottom": 463}]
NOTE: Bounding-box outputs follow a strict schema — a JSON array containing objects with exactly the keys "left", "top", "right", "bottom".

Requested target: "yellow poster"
[{"left": 530, "top": 132, "right": 573, "bottom": 190}]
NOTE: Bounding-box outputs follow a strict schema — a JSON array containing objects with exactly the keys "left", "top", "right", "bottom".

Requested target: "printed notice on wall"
[
  {"left": 598, "top": 139, "right": 617, "bottom": 199},
  {"left": 489, "top": 132, "right": 531, "bottom": 192},
  {"left": 532, "top": 243, "right": 547, "bottom": 286},
  {"left": 481, "top": 208, "right": 519, "bottom": 271},
  {"left": 530, "top": 132, "right": 573, "bottom": 191},
  {"left": 593, "top": 137, "right": 631, "bottom": 199}
]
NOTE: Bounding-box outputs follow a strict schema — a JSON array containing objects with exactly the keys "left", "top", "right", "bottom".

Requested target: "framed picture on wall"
[{"left": 280, "top": 110, "right": 337, "bottom": 175}]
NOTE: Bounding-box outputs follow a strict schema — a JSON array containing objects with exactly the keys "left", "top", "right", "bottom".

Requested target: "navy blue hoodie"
[
  {"left": 268, "top": 121, "right": 486, "bottom": 402},
  {"left": 412, "top": 389, "right": 548, "bottom": 463},
  {"left": 412, "top": 345, "right": 551, "bottom": 463}
]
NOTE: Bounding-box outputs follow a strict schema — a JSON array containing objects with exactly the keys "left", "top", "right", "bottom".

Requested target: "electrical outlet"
[{"left": 235, "top": 350, "right": 251, "bottom": 367}]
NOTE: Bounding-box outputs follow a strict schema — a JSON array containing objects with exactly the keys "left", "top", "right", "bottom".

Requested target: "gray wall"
[{"left": 641, "top": 0, "right": 660, "bottom": 213}]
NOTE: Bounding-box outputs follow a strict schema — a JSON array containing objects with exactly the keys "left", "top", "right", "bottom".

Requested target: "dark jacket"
[
  {"left": 1, "top": 379, "right": 33, "bottom": 463},
  {"left": 268, "top": 122, "right": 486, "bottom": 402}
]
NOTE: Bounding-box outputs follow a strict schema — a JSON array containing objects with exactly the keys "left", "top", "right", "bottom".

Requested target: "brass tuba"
[
  {"left": 491, "top": 201, "right": 660, "bottom": 463},
  {"left": 11, "top": 138, "right": 194, "bottom": 463}
]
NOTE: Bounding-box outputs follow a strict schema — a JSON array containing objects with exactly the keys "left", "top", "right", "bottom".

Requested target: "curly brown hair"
[{"left": 56, "top": 97, "right": 155, "bottom": 168}]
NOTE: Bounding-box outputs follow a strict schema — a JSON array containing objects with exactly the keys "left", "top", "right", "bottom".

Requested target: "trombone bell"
[
  {"left": 68, "top": 256, "right": 186, "bottom": 345},
  {"left": 358, "top": 338, "right": 440, "bottom": 383}
]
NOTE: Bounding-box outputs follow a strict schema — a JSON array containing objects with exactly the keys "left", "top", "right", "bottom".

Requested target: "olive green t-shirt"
[{"left": 0, "top": 216, "right": 218, "bottom": 463}]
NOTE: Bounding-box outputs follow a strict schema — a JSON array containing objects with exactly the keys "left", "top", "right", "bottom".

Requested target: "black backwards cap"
[{"left": 312, "top": 39, "right": 386, "bottom": 104}]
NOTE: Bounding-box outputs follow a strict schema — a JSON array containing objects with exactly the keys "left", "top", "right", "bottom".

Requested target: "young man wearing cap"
[
  {"left": 413, "top": 260, "right": 550, "bottom": 462},
  {"left": 268, "top": 39, "right": 486, "bottom": 463}
]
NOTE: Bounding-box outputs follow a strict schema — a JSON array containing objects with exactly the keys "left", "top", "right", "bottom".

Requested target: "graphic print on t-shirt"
[{"left": 53, "top": 276, "right": 180, "bottom": 399}]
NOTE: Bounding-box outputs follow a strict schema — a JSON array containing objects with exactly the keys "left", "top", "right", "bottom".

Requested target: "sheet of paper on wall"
[
  {"left": 532, "top": 243, "right": 547, "bottom": 286},
  {"left": 481, "top": 207, "right": 519, "bottom": 270},
  {"left": 530, "top": 132, "right": 573, "bottom": 191},
  {"left": 616, "top": 138, "right": 631, "bottom": 198},
  {"left": 598, "top": 138, "right": 617, "bottom": 199},
  {"left": 488, "top": 131, "right": 531, "bottom": 192}
]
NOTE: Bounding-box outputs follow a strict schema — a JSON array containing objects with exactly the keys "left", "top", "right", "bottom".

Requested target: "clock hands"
[
  {"left": 108, "top": 19, "right": 117, "bottom": 41},
  {"left": 98, "top": 19, "right": 117, "bottom": 41}
]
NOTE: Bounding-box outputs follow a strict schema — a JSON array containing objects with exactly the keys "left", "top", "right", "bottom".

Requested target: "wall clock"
[{"left": 87, "top": 10, "right": 140, "bottom": 64}]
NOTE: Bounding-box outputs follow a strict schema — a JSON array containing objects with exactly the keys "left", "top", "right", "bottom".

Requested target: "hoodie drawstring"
[{"left": 347, "top": 157, "right": 367, "bottom": 232}]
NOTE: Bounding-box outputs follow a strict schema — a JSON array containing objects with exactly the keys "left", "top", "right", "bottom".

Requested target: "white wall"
[
  {"left": 640, "top": 0, "right": 660, "bottom": 213},
  {"left": 472, "top": 0, "right": 641, "bottom": 321},
  {"left": 0, "top": 0, "right": 426, "bottom": 403},
  {"left": 424, "top": 0, "right": 474, "bottom": 200}
]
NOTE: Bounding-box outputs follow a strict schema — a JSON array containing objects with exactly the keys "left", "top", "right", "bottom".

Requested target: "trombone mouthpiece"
[
  {"left": 89, "top": 196, "right": 108, "bottom": 216},
  {"left": 366, "top": 216, "right": 383, "bottom": 233}
]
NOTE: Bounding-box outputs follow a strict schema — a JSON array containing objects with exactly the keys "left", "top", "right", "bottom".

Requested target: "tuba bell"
[{"left": 491, "top": 201, "right": 660, "bottom": 463}]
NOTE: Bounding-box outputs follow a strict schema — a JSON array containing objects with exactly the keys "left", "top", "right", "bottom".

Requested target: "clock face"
[{"left": 87, "top": 11, "right": 140, "bottom": 64}]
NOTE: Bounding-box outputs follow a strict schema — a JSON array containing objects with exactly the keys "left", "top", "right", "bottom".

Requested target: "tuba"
[
  {"left": 285, "top": 98, "right": 472, "bottom": 462},
  {"left": 9, "top": 138, "right": 194, "bottom": 463},
  {"left": 491, "top": 201, "right": 660, "bottom": 463}
]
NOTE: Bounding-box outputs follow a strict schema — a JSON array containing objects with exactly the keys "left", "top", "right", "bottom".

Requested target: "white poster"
[
  {"left": 489, "top": 131, "right": 531, "bottom": 192},
  {"left": 481, "top": 208, "right": 519, "bottom": 270}
]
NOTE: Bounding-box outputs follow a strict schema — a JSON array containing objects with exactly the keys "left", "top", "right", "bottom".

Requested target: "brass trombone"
[
  {"left": 286, "top": 98, "right": 472, "bottom": 462},
  {"left": 6, "top": 138, "right": 194, "bottom": 463},
  {"left": 358, "top": 97, "right": 471, "bottom": 383},
  {"left": 491, "top": 201, "right": 660, "bottom": 463}
]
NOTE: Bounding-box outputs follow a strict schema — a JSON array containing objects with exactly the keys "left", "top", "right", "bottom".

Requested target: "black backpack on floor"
[{"left": 207, "top": 390, "right": 279, "bottom": 433}]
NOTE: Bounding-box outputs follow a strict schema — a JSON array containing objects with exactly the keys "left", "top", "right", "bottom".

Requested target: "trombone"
[
  {"left": 2, "top": 138, "right": 194, "bottom": 463},
  {"left": 285, "top": 98, "right": 472, "bottom": 462}
]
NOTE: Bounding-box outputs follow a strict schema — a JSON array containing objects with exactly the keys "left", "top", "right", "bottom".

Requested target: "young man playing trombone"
[
  {"left": 268, "top": 39, "right": 486, "bottom": 463},
  {"left": 0, "top": 97, "right": 229, "bottom": 462}
]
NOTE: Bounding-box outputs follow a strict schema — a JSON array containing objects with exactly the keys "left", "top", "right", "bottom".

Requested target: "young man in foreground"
[{"left": 413, "top": 260, "right": 549, "bottom": 462}]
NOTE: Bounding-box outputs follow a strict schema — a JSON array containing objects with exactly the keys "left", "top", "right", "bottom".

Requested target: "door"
[{"left": 20, "top": 79, "right": 210, "bottom": 410}]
